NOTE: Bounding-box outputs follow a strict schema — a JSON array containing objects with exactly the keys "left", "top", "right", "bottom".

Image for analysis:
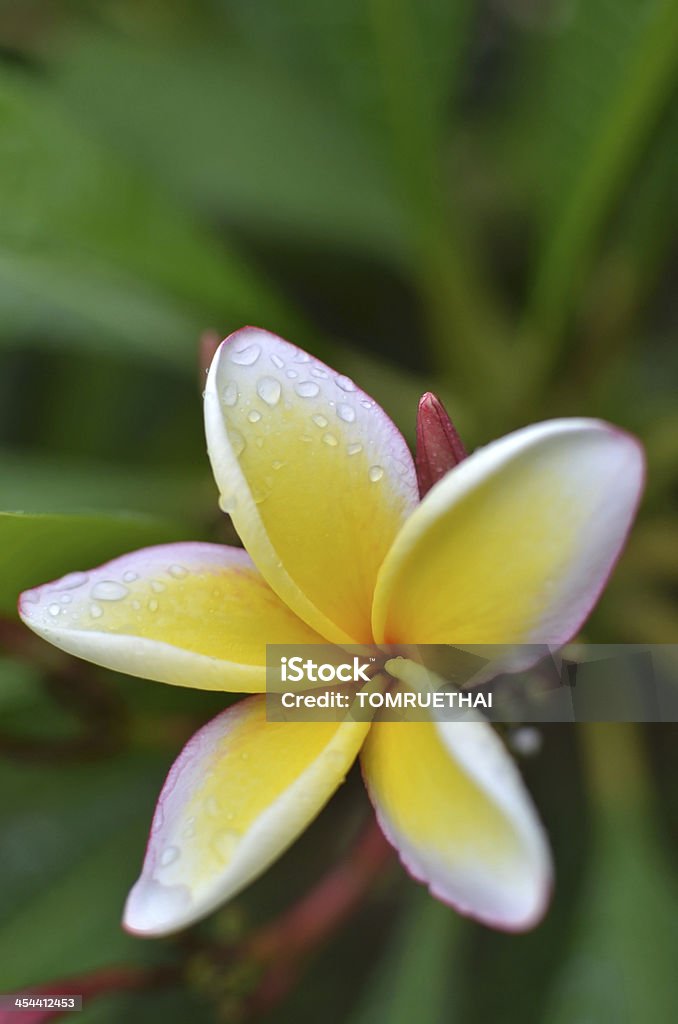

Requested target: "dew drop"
[
  {"left": 48, "top": 603, "right": 61, "bottom": 617},
  {"left": 205, "top": 795, "right": 220, "bottom": 817},
  {"left": 135, "top": 880, "right": 192, "bottom": 917},
  {"left": 312, "top": 414, "right": 328, "bottom": 428},
  {"left": 123, "top": 571, "right": 139, "bottom": 583},
  {"left": 219, "top": 493, "right": 238, "bottom": 513},
  {"left": 148, "top": 598, "right": 159, "bottom": 612},
  {"left": 168, "top": 565, "right": 188, "bottom": 579},
  {"left": 159, "top": 845, "right": 180, "bottom": 868},
  {"left": 57, "top": 572, "right": 88, "bottom": 591},
  {"left": 89, "top": 604, "right": 103, "bottom": 619},
  {"left": 60, "top": 594, "right": 72, "bottom": 605},
  {"left": 311, "top": 366, "right": 328, "bottom": 378},
  {"left": 369, "top": 465, "right": 384, "bottom": 482},
  {"left": 221, "top": 381, "right": 238, "bottom": 406},
  {"left": 272, "top": 460, "right": 285, "bottom": 470},
  {"left": 228, "top": 429, "right": 246, "bottom": 456},
  {"left": 347, "top": 443, "right": 363, "bottom": 456},
  {"left": 335, "top": 374, "right": 357, "bottom": 392},
  {"left": 230, "top": 343, "right": 261, "bottom": 366},
  {"left": 132, "top": 600, "right": 141, "bottom": 611},
  {"left": 285, "top": 368, "right": 298, "bottom": 379},
  {"left": 255, "top": 437, "right": 265, "bottom": 448},
  {"left": 294, "top": 381, "right": 320, "bottom": 399},
  {"left": 91, "top": 581, "right": 128, "bottom": 602},
  {"left": 257, "top": 376, "right": 282, "bottom": 406},
  {"left": 151, "top": 580, "right": 165, "bottom": 593},
  {"left": 323, "top": 433, "right": 339, "bottom": 447},
  {"left": 360, "top": 400, "right": 373, "bottom": 409},
  {"left": 294, "top": 351, "right": 311, "bottom": 363},
  {"left": 247, "top": 409, "right": 262, "bottom": 423},
  {"left": 337, "top": 403, "right": 356, "bottom": 423},
  {"left": 212, "top": 828, "right": 240, "bottom": 863},
  {"left": 270, "top": 353, "right": 285, "bottom": 369}
]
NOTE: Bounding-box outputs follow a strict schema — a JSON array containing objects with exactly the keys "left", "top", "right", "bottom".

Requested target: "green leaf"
[
  {"left": 519, "top": 0, "right": 678, "bottom": 363},
  {"left": 52, "top": 30, "right": 406, "bottom": 262},
  {"left": 543, "top": 726, "right": 678, "bottom": 1023},
  {"left": 0, "top": 449, "right": 212, "bottom": 523},
  {"left": 350, "top": 888, "right": 461, "bottom": 1024},
  {"left": 0, "top": 510, "right": 196, "bottom": 616},
  {"left": 0, "top": 750, "right": 169, "bottom": 990},
  {"left": 0, "top": 64, "right": 304, "bottom": 365}
]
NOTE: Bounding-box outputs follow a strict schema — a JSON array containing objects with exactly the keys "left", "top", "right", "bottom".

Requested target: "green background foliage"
[{"left": 0, "top": 1, "right": 676, "bottom": 1020}]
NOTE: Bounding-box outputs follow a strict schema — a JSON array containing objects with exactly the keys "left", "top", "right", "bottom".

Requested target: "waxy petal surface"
[
  {"left": 19, "top": 543, "right": 324, "bottom": 692},
  {"left": 204, "top": 328, "right": 419, "bottom": 643},
  {"left": 362, "top": 659, "right": 551, "bottom": 931},
  {"left": 124, "top": 696, "right": 371, "bottom": 935},
  {"left": 373, "top": 419, "right": 644, "bottom": 645}
]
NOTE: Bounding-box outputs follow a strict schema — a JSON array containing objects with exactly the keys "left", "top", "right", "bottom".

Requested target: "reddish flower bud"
[{"left": 415, "top": 392, "right": 467, "bottom": 497}]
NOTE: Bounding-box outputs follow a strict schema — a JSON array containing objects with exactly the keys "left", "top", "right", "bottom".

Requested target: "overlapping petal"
[
  {"left": 18, "top": 543, "right": 324, "bottom": 692},
  {"left": 372, "top": 419, "right": 644, "bottom": 646},
  {"left": 124, "top": 694, "right": 371, "bottom": 935},
  {"left": 204, "top": 327, "right": 419, "bottom": 644},
  {"left": 361, "top": 659, "right": 551, "bottom": 930}
]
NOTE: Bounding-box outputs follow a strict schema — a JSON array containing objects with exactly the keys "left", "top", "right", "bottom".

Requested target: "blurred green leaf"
[
  {"left": 519, "top": 0, "right": 678, "bottom": 358},
  {"left": 350, "top": 888, "right": 460, "bottom": 1024},
  {"left": 0, "top": 449, "right": 212, "bottom": 523},
  {"left": 0, "top": 510, "right": 196, "bottom": 616},
  {"left": 0, "top": 64, "right": 304, "bottom": 365},
  {"left": 544, "top": 726, "right": 678, "bottom": 1023},
  {"left": 53, "top": 31, "right": 406, "bottom": 261},
  {"left": 0, "top": 751, "right": 169, "bottom": 989}
]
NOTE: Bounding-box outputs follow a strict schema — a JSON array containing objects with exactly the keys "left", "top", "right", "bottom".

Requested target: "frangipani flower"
[{"left": 19, "top": 328, "right": 644, "bottom": 937}]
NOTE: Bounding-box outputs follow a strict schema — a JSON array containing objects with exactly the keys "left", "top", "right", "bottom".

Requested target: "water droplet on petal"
[
  {"left": 123, "top": 571, "right": 139, "bottom": 583},
  {"left": 148, "top": 599, "right": 159, "bottom": 612},
  {"left": 151, "top": 580, "right": 165, "bottom": 593},
  {"left": 311, "top": 366, "right": 328, "bottom": 378},
  {"left": 347, "top": 443, "right": 363, "bottom": 455},
  {"left": 91, "top": 581, "right": 128, "bottom": 601},
  {"left": 295, "top": 381, "right": 320, "bottom": 399},
  {"left": 221, "top": 381, "right": 238, "bottom": 406},
  {"left": 159, "top": 845, "right": 180, "bottom": 868},
  {"left": 231, "top": 344, "right": 261, "bottom": 366},
  {"left": 57, "top": 572, "right": 88, "bottom": 591},
  {"left": 228, "top": 429, "right": 246, "bottom": 457},
  {"left": 168, "top": 565, "right": 188, "bottom": 579},
  {"left": 312, "top": 414, "right": 328, "bottom": 428},
  {"left": 335, "top": 374, "right": 357, "bottom": 392},
  {"left": 369, "top": 465, "right": 384, "bottom": 482},
  {"left": 323, "top": 433, "right": 338, "bottom": 447},
  {"left": 270, "top": 353, "right": 285, "bottom": 369},
  {"left": 219, "top": 493, "right": 238, "bottom": 513},
  {"left": 272, "top": 460, "right": 285, "bottom": 470},
  {"left": 285, "top": 369, "right": 298, "bottom": 378},
  {"left": 248, "top": 409, "right": 262, "bottom": 423},
  {"left": 360, "top": 400, "right": 373, "bottom": 409},
  {"left": 132, "top": 600, "right": 141, "bottom": 610},
  {"left": 60, "top": 594, "right": 72, "bottom": 605},
  {"left": 294, "top": 351, "right": 311, "bottom": 363},
  {"left": 213, "top": 828, "right": 240, "bottom": 862},
  {"left": 337, "top": 403, "right": 356, "bottom": 423},
  {"left": 48, "top": 603, "right": 61, "bottom": 617},
  {"left": 257, "top": 376, "right": 282, "bottom": 406},
  {"left": 90, "top": 604, "right": 103, "bottom": 618},
  {"left": 205, "top": 795, "right": 220, "bottom": 817}
]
